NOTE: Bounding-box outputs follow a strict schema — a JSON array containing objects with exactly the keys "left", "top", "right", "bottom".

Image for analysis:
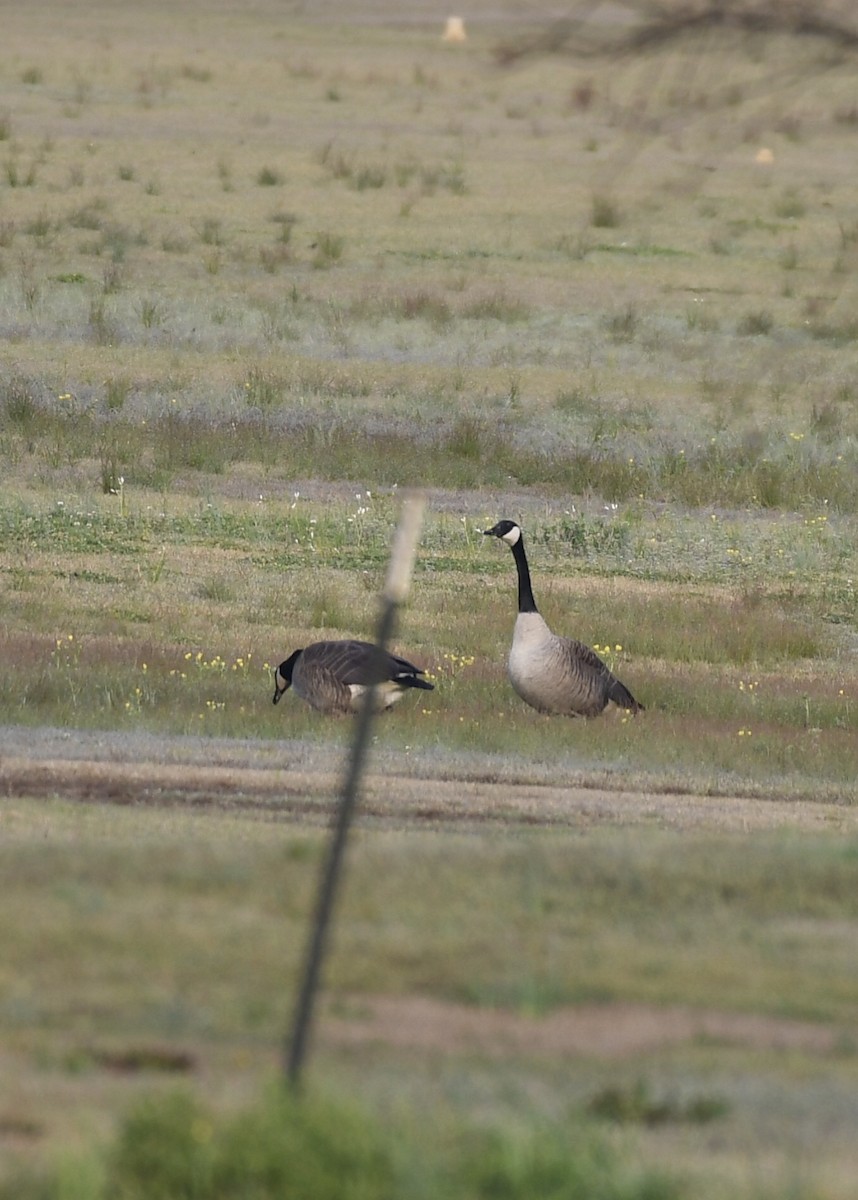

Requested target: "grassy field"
[{"left": 1, "top": 0, "right": 857, "bottom": 1196}]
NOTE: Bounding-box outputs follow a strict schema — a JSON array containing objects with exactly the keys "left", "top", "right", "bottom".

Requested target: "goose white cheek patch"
[{"left": 501, "top": 527, "right": 521, "bottom": 546}]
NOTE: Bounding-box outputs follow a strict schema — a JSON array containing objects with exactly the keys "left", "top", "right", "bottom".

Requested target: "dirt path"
[
  {"left": 320, "top": 994, "right": 843, "bottom": 1060},
  {"left": 1, "top": 724, "right": 855, "bottom": 833}
]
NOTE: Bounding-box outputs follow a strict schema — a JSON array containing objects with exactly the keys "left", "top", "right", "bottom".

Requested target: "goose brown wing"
[
  {"left": 294, "top": 658, "right": 353, "bottom": 712},
  {"left": 302, "top": 640, "right": 418, "bottom": 686},
  {"left": 301, "top": 639, "right": 433, "bottom": 693},
  {"left": 301, "top": 640, "right": 376, "bottom": 683},
  {"left": 562, "top": 637, "right": 643, "bottom": 713},
  {"left": 563, "top": 637, "right": 613, "bottom": 678}
]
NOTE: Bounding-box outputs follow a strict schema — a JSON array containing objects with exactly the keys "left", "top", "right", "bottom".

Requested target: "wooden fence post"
[{"left": 284, "top": 492, "right": 426, "bottom": 1088}]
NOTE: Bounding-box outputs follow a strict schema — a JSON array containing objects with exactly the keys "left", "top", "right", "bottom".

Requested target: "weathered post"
[{"left": 284, "top": 491, "right": 426, "bottom": 1088}]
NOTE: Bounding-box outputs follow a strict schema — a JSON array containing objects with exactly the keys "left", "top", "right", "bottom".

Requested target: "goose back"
[{"left": 275, "top": 639, "right": 433, "bottom": 714}]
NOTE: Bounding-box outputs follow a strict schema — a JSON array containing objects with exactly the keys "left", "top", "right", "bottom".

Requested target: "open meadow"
[{"left": 1, "top": 0, "right": 857, "bottom": 1196}]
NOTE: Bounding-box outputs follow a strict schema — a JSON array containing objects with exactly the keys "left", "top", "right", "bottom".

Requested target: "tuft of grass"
[
  {"left": 18, "top": 258, "right": 40, "bottom": 311},
  {"left": 256, "top": 165, "right": 283, "bottom": 186},
  {"left": 161, "top": 229, "right": 189, "bottom": 253},
  {"left": 25, "top": 208, "right": 50, "bottom": 237},
  {"left": 591, "top": 193, "right": 620, "bottom": 228},
  {"left": 5, "top": 156, "right": 37, "bottom": 187},
  {"left": 588, "top": 1079, "right": 729, "bottom": 1127},
  {"left": 196, "top": 577, "right": 238, "bottom": 603},
  {"left": 1, "top": 375, "right": 40, "bottom": 431},
  {"left": 604, "top": 302, "right": 639, "bottom": 342},
  {"left": 353, "top": 163, "right": 387, "bottom": 190},
  {"left": 68, "top": 199, "right": 108, "bottom": 231},
  {"left": 101, "top": 260, "right": 124, "bottom": 294},
  {"left": 99, "top": 449, "right": 125, "bottom": 497},
  {"left": 397, "top": 289, "right": 452, "bottom": 326},
  {"left": 736, "top": 309, "right": 773, "bottom": 336},
  {"left": 137, "top": 296, "right": 163, "bottom": 329},
  {"left": 311, "top": 230, "right": 345, "bottom": 269},
  {"left": 194, "top": 216, "right": 224, "bottom": 246},
  {"left": 554, "top": 386, "right": 599, "bottom": 416},
  {"left": 104, "top": 376, "right": 132, "bottom": 411},
  {"left": 88, "top": 298, "right": 119, "bottom": 346},
  {"left": 242, "top": 365, "right": 285, "bottom": 409}
]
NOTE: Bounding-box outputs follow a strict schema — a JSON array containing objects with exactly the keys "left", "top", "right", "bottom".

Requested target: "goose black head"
[
  {"left": 272, "top": 649, "right": 302, "bottom": 704},
  {"left": 483, "top": 519, "right": 522, "bottom": 546}
]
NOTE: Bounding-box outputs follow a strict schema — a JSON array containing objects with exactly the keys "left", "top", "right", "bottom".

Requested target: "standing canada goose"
[
  {"left": 483, "top": 519, "right": 643, "bottom": 717},
  {"left": 272, "top": 639, "right": 434, "bottom": 714}
]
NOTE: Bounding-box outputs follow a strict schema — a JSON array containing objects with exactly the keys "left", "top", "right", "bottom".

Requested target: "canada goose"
[
  {"left": 272, "top": 639, "right": 434, "bottom": 714},
  {"left": 483, "top": 519, "right": 643, "bottom": 717}
]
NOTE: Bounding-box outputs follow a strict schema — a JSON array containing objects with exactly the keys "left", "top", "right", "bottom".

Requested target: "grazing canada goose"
[
  {"left": 483, "top": 519, "right": 643, "bottom": 717},
  {"left": 272, "top": 639, "right": 434, "bottom": 714}
]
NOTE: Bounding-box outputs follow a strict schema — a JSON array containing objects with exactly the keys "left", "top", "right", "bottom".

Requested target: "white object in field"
[{"left": 442, "top": 16, "right": 467, "bottom": 42}]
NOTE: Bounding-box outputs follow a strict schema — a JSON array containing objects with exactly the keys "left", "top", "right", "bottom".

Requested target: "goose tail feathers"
[{"left": 405, "top": 676, "right": 434, "bottom": 692}]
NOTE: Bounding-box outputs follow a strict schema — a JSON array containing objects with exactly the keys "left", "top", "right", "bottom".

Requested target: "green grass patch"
[
  {"left": 1, "top": 798, "right": 856, "bottom": 1196},
  {"left": 0, "top": 1085, "right": 678, "bottom": 1200}
]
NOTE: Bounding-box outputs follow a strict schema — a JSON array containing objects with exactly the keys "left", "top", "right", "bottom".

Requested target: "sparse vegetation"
[{"left": 1, "top": 1, "right": 857, "bottom": 1195}]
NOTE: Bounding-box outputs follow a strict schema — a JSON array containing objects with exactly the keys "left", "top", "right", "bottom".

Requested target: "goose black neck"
[{"left": 511, "top": 536, "right": 538, "bottom": 613}]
